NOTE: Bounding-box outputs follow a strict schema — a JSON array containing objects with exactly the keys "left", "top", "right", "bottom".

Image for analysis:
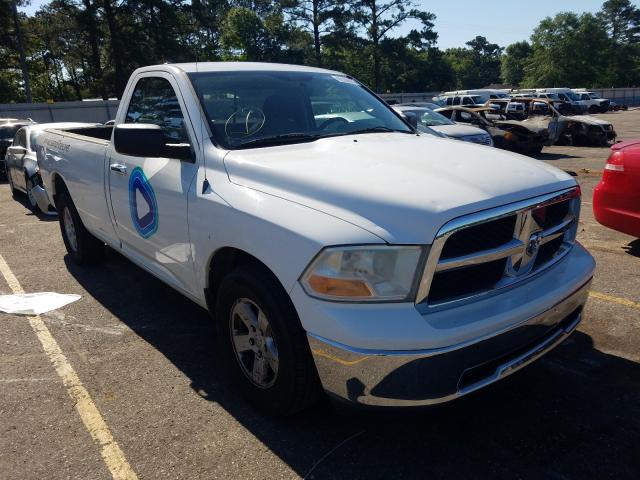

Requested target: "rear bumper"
[{"left": 308, "top": 280, "right": 590, "bottom": 407}]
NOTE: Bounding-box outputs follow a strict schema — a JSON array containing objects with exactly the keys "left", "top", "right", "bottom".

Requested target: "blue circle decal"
[{"left": 128, "top": 167, "right": 158, "bottom": 238}]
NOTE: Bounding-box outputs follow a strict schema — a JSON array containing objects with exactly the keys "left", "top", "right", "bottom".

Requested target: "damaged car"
[
  {"left": 5, "top": 122, "right": 98, "bottom": 213},
  {"left": 488, "top": 98, "right": 616, "bottom": 146},
  {"left": 436, "top": 106, "right": 550, "bottom": 154},
  {"left": 393, "top": 105, "right": 493, "bottom": 146}
]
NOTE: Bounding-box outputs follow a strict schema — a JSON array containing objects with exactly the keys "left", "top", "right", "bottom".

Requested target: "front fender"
[{"left": 189, "top": 172, "right": 384, "bottom": 302}]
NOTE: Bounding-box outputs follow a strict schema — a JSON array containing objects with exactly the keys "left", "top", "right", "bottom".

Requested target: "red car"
[{"left": 593, "top": 140, "right": 640, "bottom": 237}]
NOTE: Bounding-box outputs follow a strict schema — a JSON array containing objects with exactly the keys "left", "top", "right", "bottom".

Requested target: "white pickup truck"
[{"left": 37, "top": 62, "right": 595, "bottom": 415}]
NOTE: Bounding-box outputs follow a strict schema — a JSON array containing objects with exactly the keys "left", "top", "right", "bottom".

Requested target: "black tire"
[
  {"left": 215, "top": 265, "right": 321, "bottom": 416},
  {"left": 25, "top": 175, "right": 41, "bottom": 213},
  {"left": 56, "top": 190, "right": 104, "bottom": 265}
]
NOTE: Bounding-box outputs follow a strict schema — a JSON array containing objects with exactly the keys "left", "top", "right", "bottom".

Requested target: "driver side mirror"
[
  {"left": 114, "top": 124, "right": 193, "bottom": 161},
  {"left": 9, "top": 146, "right": 27, "bottom": 160}
]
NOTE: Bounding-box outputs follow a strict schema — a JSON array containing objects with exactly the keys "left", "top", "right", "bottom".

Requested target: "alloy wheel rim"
[
  {"left": 229, "top": 298, "right": 279, "bottom": 388},
  {"left": 63, "top": 207, "right": 78, "bottom": 252}
]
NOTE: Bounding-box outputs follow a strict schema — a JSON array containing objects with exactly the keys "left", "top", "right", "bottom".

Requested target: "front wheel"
[
  {"left": 215, "top": 265, "right": 321, "bottom": 416},
  {"left": 56, "top": 190, "right": 104, "bottom": 265}
]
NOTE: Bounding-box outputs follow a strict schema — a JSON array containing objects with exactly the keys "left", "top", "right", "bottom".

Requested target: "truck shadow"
[
  {"left": 64, "top": 251, "right": 640, "bottom": 480},
  {"left": 10, "top": 191, "right": 58, "bottom": 221}
]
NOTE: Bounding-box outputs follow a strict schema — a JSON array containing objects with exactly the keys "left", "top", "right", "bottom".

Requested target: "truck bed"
[{"left": 55, "top": 125, "right": 113, "bottom": 142}]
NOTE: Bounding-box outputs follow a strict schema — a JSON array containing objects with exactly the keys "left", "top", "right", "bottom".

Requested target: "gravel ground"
[{"left": 0, "top": 111, "right": 639, "bottom": 480}]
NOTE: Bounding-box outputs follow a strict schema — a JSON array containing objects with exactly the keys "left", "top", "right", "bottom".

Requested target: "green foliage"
[
  {"left": 444, "top": 36, "right": 503, "bottom": 89},
  {"left": 523, "top": 12, "right": 610, "bottom": 88},
  {"left": 597, "top": 0, "right": 640, "bottom": 86},
  {"left": 501, "top": 41, "right": 532, "bottom": 87},
  {"left": 1, "top": 1, "right": 640, "bottom": 103}
]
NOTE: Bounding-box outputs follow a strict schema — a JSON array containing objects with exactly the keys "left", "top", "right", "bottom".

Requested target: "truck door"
[{"left": 107, "top": 73, "right": 199, "bottom": 294}]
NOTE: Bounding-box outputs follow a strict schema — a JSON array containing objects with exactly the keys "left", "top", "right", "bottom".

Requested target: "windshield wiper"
[
  {"left": 236, "top": 132, "right": 319, "bottom": 149},
  {"left": 347, "top": 126, "right": 413, "bottom": 135}
]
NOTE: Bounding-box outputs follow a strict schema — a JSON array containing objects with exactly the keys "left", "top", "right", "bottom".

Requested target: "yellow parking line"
[
  {"left": 590, "top": 291, "right": 640, "bottom": 311},
  {"left": 0, "top": 254, "right": 138, "bottom": 480}
]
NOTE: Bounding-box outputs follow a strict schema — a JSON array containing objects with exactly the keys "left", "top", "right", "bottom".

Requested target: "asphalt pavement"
[{"left": 0, "top": 111, "right": 639, "bottom": 479}]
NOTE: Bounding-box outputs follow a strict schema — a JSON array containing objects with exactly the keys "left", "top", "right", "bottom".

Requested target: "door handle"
[{"left": 110, "top": 163, "right": 127, "bottom": 175}]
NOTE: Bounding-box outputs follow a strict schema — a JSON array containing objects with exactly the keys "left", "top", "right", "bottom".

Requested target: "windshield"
[
  {"left": 588, "top": 93, "right": 599, "bottom": 99},
  {"left": 565, "top": 91, "right": 580, "bottom": 101},
  {"left": 188, "top": 71, "right": 412, "bottom": 149},
  {"left": 0, "top": 125, "right": 22, "bottom": 140},
  {"left": 413, "top": 109, "right": 454, "bottom": 126}
]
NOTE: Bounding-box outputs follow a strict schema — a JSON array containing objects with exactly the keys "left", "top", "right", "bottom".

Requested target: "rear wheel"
[
  {"left": 215, "top": 265, "right": 321, "bottom": 416},
  {"left": 56, "top": 190, "right": 104, "bottom": 265},
  {"left": 25, "top": 175, "right": 40, "bottom": 213}
]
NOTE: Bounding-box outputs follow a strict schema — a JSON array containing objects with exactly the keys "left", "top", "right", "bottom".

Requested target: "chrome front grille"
[{"left": 416, "top": 188, "right": 581, "bottom": 307}]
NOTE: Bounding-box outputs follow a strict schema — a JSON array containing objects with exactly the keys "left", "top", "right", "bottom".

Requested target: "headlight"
[{"left": 300, "top": 246, "right": 424, "bottom": 302}]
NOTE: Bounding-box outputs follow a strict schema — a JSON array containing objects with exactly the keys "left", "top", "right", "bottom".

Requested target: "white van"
[
  {"left": 443, "top": 89, "right": 510, "bottom": 103},
  {"left": 536, "top": 88, "right": 587, "bottom": 114}
]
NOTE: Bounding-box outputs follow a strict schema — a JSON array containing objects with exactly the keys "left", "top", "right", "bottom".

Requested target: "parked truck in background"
[{"left": 37, "top": 62, "right": 595, "bottom": 415}]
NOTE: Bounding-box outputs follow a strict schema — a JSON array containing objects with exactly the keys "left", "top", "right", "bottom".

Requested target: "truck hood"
[
  {"left": 567, "top": 115, "right": 612, "bottom": 127},
  {"left": 223, "top": 133, "right": 576, "bottom": 243},
  {"left": 494, "top": 119, "right": 549, "bottom": 133}
]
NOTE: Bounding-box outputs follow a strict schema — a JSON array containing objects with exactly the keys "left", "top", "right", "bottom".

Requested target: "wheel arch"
[
  {"left": 50, "top": 172, "right": 69, "bottom": 205},
  {"left": 204, "top": 246, "right": 293, "bottom": 314}
]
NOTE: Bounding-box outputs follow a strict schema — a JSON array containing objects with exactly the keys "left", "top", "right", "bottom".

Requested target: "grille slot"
[
  {"left": 441, "top": 215, "right": 516, "bottom": 259},
  {"left": 418, "top": 189, "right": 579, "bottom": 307},
  {"left": 429, "top": 258, "right": 507, "bottom": 303},
  {"left": 534, "top": 235, "right": 565, "bottom": 268}
]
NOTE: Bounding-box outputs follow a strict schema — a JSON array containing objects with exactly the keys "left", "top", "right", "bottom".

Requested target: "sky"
[{"left": 20, "top": 0, "right": 617, "bottom": 49}]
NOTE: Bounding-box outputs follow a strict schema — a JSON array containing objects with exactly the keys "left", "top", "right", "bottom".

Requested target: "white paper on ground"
[{"left": 0, "top": 293, "right": 81, "bottom": 315}]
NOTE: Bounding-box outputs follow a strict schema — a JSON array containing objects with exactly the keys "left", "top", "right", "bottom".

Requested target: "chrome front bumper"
[{"left": 308, "top": 279, "right": 591, "bottom": 407}]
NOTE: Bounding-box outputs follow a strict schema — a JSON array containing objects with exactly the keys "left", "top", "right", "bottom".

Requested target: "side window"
[
  {"left": 14, "top": 128, "right": 27, "bottom": 148},
  {"left": 453, "top": 97, "right": 461, "bottom": 105},
  {"left": 558, "top": 93, "right": 568, "bottom": 101},
  {"left": 446, "top": 97, "right": 453, "bottom": 106},
  {"left": 581, "top": 94, "right": 589, "bottom": 100},
  {"left": 125, "top": 77, "right": 189, "bottom": 143}
]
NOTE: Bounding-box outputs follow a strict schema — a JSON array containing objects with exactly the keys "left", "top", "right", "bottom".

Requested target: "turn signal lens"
[
  {"left": 307, "top": 275, "right": 373, "bottom": 298},
  {"left": 301, "top": 246, "right": 424, "bottom": 302}
]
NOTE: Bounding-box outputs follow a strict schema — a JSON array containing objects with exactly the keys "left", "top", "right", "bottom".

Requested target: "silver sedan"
[{"left": 5, "top": 122, "right": 96, "bottom": 214}]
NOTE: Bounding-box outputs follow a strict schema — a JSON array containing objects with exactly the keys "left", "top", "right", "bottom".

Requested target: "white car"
[
  {"left": 574, "top": 91, "right": 610, "bottom": 113},
  {"left": 394, "top": 105, "right": 493, "bottom": 146},
  {"left": 5, "top": 122, "right": 98, "bottom": 213},
  {"left": 37, "top": 62, "right": 595, "bottom": 415}
]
